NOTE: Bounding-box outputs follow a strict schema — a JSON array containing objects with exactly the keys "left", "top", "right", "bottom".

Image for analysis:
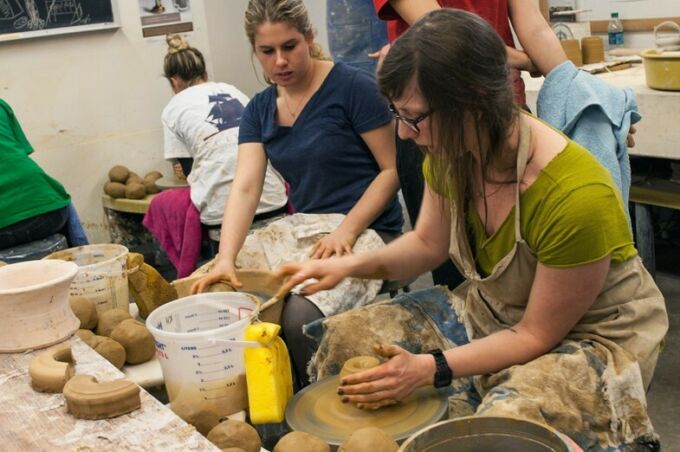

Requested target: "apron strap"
[{"left": 514, "top": 114, "right": 532, "bottom": 242}]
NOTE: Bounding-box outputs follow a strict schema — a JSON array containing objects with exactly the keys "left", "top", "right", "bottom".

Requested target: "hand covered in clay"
[
  {"left": 309, "top": 229, "right": 358, "bottom": 259},
  {"left": 276, "top": 256, "right": 353, "bottom": 296},
  {"left": 190, "top": 259, "right": 241, "bottom": 294},
  {"left": 336, "top": 343, "right": 435, "bottom": 408}
]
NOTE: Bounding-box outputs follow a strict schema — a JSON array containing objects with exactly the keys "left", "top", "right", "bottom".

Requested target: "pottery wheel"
[{"left": 285, "top": 376, "right": 447, "bottom": 445}]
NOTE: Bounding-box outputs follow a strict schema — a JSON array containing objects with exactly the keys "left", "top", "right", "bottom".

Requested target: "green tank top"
[
  {"left": 0, "top": 99, "right": 70, "bottom": 229},
  {"left": 424, "top": 136, "right": 636, "bottom": 277}
]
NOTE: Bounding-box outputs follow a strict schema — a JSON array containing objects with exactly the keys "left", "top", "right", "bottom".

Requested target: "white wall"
[{"left": 573, "top": 0, "right": 680, "bottom": 49}]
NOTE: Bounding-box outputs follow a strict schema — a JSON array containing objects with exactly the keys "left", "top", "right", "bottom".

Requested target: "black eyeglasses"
[{"left": 389, "top": 104, "right": 434, "bottom": 134}]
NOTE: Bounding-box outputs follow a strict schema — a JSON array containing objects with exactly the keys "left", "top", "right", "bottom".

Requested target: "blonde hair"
[
  {"left": 244, "top": 0, "right": 329, "bottom": 66},
  {"left": 163, "top": 34, "right": 207, "bottom": 83}
]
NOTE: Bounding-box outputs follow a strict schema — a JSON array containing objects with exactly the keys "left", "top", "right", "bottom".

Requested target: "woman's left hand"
[
  {"left": 310, "top": 229, "right": 358, "bottom": 259},
  {"left": 337, "top": 344, "right": 435, "bottom": 408}
]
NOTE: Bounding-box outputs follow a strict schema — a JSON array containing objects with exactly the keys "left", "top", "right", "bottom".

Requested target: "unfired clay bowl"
[{"left": 0, "top": 260, "right": 79, "bottom": 352}]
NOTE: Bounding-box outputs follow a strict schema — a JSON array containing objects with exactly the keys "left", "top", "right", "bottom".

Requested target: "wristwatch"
[{"left": 428, "top": 348, "right": 453, "bottom": 388}]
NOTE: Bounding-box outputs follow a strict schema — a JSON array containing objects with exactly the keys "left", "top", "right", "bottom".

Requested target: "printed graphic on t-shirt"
[{"left": 206, "top": 94, "right": 244, "bottom": 131}]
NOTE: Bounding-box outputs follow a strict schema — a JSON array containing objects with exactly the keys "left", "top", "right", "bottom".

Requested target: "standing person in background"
[
  {"left": 191, "top": 0, "right": 403, "bottom": 385},
  {"left": 326, "top": 0, "right": 388, "bottom": 75},
  {"left": 0, "top": 98, "right": 88, "bottom": 252},
  {"left": 372, "top": 0, "right": 567, "bottom": 289},
  {"left": 144, "top": 34, "right": 288, "bottom": 277}
]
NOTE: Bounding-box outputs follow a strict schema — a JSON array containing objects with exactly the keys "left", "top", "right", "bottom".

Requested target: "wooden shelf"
[{"left": 590, "top": 17, "right": 680, "bottom": 34}]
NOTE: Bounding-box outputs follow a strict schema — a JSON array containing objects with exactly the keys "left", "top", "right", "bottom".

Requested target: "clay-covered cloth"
[{"left": 196, "top": 213, "right": 384, "bottom": 317}]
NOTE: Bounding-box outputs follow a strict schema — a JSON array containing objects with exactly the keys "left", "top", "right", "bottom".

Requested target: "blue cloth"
[
  {"left": 537, "top": 61, "right": 641, "bottom": 211},
  {"left": 239, "top": 62, "right": 403, "bottom": 233},
  {"left": 326, "top": 0, "right": 388, "bottom": 75}
]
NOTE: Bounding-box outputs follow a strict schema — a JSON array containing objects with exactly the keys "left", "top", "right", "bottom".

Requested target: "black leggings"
[{"left": 280, "top": 229, "right": 399, "bottom": 387}]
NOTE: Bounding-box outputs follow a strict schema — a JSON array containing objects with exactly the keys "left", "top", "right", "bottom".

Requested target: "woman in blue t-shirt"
[{"left": 192, "top": 0, "right": 403, "bottom": 383}]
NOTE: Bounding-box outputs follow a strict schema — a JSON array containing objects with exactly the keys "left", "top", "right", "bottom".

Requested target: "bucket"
[
  {"left": 0, "top": 260, "right": 80, "bottom": 352},
  {"left": 44, "top": 244, "right": 129, "bottom": 314},
  {"left": 399, "top": 416, "right": 576, "bottom": 452},
  {"left": 146, "top": 292, "right": 260, "bottom": 435}
]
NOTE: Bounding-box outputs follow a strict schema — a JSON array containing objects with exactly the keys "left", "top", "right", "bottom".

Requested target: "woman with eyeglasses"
[
  {"left": 277, "top": 9, "right": 667, "bottom": 449},
  {"left": 191, "top": 0, "right": 402, "bottom": 384}
]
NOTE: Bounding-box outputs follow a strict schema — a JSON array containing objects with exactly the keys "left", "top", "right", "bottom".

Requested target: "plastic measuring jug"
[
  {"left": 44, "top": 244, "right": 129, "bottom": 314},
  {"left": 145, "top": 292, "right": 260, "bottom": 434}
]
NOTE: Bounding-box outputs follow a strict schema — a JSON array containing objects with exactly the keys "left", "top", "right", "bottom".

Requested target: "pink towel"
[{"left": 143, "top": 187, "right": 202, "bottom": 278}]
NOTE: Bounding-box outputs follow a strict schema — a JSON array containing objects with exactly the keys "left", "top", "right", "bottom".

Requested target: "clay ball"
[
  {"left": 125, "top": 182, "right": 146, "bottom": 199},
  {"left": 274, "top": 431, "right": 330, "bottom": 452},
  {"left": 207, "top": 420, "right": 261, "bottom": 452},
  {"left": 75, "top": 329, "right": 95, "bottom": 343},
  {"left": 96, "top": 308, "right": 133, "bottom": 337},
  {"left": 126, "top": 172, "right": 144, "bottom": 185},
  {"left": 172, "top": 399, "right": 221, "bottom": 436},
  {"left": 90, "top": 335, "right": 126, "bottom": 369},
  {"left": 144, "top": 170, "right": 163, "bottom": 181},
  {"left": 104, "top": 181, "right": 126, "bottom": 198},
  {"left": 110, "top": 319, "right": 156, "bottom": 364},
  {"left": 142, "top": 178, "right": 160, "bottom": 194},
  {"left": 338, "top": 427, "right": 398, "bottom": 452},
  {"left": 69, "top": 297, "right": 98, "bottom": 330},
  {"left": 108, "top": 165, "right": 129, "bottom": 183}
]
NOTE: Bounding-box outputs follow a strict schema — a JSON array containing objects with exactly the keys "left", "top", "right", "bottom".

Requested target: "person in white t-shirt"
[{"left": 162, "top": 34, "right": 288, "bottom": 226}]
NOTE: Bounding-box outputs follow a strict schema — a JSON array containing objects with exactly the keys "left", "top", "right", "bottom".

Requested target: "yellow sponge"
[{"left": 244, "top": 322, "right": 293, "bottom": 424}]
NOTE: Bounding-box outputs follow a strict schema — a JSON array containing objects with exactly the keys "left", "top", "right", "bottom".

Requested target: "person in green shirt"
[
  {"left": 274, "top": 9, "right": 668, "bottom": 450},
  {"left": 0, "top": 99, "right": 72, "bottom": 250}
]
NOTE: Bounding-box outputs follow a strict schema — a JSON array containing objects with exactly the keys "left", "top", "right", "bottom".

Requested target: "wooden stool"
[{"left": 630, "top": 178, "right": 680, "bottom": 278}]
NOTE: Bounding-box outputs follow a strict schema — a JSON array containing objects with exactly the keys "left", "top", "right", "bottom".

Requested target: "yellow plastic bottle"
[{"left": 243, "top": 322, "right": 293, "bottom": 424}]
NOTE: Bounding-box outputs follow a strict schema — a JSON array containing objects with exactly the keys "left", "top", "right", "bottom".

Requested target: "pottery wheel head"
[{"left": 285, "top": 376, "right": 447, "bottom": 446}]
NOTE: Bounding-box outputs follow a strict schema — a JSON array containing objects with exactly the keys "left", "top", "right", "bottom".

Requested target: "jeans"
[{"left": 326, "top": 0, "right": 388, "bottom": 75}]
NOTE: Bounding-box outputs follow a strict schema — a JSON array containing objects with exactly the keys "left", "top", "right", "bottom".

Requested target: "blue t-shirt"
[{"left": 239, "top": 62, "right": 403, "bottom": 232}]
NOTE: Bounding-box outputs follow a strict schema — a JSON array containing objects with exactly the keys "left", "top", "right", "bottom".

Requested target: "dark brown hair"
[{"left": 378, "top": 8, "right": 518, "bottom": 236}]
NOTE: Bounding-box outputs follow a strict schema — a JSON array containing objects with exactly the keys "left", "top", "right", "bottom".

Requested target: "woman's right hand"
[{"left": 189, "top": 259, "right": 242, "bottom": 294}]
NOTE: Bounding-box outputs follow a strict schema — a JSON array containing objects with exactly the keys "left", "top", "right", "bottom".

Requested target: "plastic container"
[
  {"left": 0, "top": 260, "right": 79, "bottom": 352},
  {"left": 608, "top": 12, "right": 624, "bottom": 49},
  {"left": 146, "top": 292, "right": 260, "bottom": 433},
  {"left": 641, "top": 49, "right": 680, "bottom": 91},
  {"left": 399, "top": 416, "right": 575, "bottom": 451},
  {"left": 44, "top": 244, "right": 129, "bottom": 314}
]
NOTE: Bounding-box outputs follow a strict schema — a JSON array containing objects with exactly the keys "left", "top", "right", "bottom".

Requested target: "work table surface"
[{"left": 0, "top": 336, "right": 219, "bottom": 451}]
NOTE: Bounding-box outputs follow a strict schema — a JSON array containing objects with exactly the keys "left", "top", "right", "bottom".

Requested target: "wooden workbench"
[{"left": 0, "top": 336, "right": 218, "bottom": 451}]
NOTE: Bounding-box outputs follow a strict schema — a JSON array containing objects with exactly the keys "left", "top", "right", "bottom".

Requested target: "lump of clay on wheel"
[
  {"left": 28, "top": 344, "right": 75, "bottom": 393},
  {"left": 108, "top": 165, "right": 129, "bottom": 183},
  {"left": 125, "top": 182, "right": 146, "bottom": 199},
  {"left": 63, "top": 374, "right": 140, "bottom": 420},
  {"left": 110, "top": 319, "right": 156, "bottom": 364},
  {"left": 171, "top": 399, "right": 221, "bottom": 436},
  {"left": 207, "top": 420, "right": 262, "bottom": 452},
  {"left": 96, "top": 308, "right": 133, "bottom": 337},
  {"left": 69, "top": 296, "right": 98, "bottom": 330},
  {"left": 104, "top": 181, "right": 126, "bottom": 198},
  {"left": 89, "top": 335, "right": 126, "bottom": 369},
  {"left": 274, "top": 431, "right": 330, "bottom": 452},
  {"left": 338, "top": 427, "right": 398, "bottom": 452}
]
